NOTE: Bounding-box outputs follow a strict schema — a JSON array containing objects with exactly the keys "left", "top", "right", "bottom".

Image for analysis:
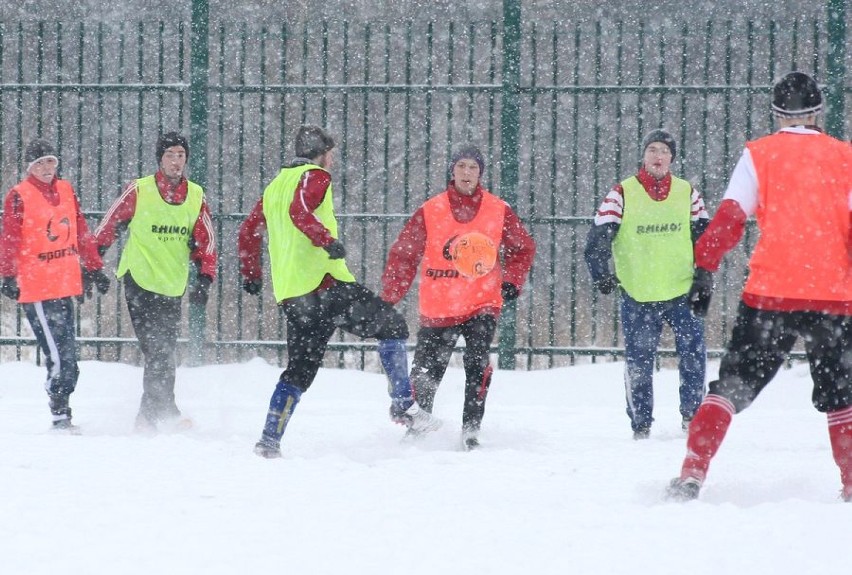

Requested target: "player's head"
[{"left": 771, "top": 71, "right": 822, "bottom": 120}]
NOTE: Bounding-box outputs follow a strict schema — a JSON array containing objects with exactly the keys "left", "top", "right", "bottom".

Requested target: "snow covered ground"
[{"left": 1, "top": 357, "right": 849, "bottom": 574}]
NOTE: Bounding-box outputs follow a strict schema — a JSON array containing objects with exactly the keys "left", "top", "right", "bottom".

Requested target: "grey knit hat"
[
  {"left": 447, "top": 144, "right": 485, "bottom": 181},
  {"left": 641, "top": 129, "right": 677, "bottom": 161}
]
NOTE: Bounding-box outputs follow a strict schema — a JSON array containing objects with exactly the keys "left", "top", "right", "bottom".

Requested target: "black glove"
[
  {"left": 594, "top": 274, "right": 619, "bottom": 295},
  {"left": 688, "top": 268, "right": 714, "bottom": 318},
  {"left": 243, "top": 279, "right": 262, "bottom": 296},
  {"left": 1, "top": 277, "right": 19, "bottom": 300},
  {"left": 189, "top": 274, "right": 213, "bottom": 306},
  {"left": 81, "top": 269, "right": 111, "bottom": 301},
  {"left": 323, "top": 240, "right": 346, "bottom": 260},
  {"left": 501, "top": 282, "right": 520, "bottom": 301}
]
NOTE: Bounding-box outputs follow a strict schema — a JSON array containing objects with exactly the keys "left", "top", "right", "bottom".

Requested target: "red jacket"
[
  {"left": 381, "top": 182, "right": 536, "bottom": 327},
  {"left": 94, "top": 170, "right": 217, "bottom": 279},
  {"left": 0, "top": 174, "right": 102, "bottom": 278}
]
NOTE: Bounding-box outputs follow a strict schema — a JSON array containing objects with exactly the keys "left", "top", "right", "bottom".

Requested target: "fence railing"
[{"left": 0, "top": 8, "right": 848, "bottom": 369}]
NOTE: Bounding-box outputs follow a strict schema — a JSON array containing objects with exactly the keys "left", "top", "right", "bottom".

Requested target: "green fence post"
[
  {"left": 188, "top": 0, "right": 210, "bottom": 365},
  {"left": 825, "top": 0, "right": 847, "bottom": 139},
  {"left": 498, "top": 0, "right": 521, "bottom": 370}
]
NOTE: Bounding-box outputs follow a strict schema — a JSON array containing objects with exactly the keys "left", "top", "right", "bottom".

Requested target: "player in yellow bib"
[
  {"left": 585, "top": 129, "right": 709, "bottom": 440},
  {"left": 238, "top": 125, "right": 441, "bottom": 459}
]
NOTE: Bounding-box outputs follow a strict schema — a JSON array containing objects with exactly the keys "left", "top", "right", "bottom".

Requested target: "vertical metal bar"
[
  {"left": 498, "top": 0, "right": 521, "bottom": 369},
  {"left": 446, "top": 20, "right": 456, "bottom": 152},
  {"left": 569, "top": 23, "right": 581, "bottom": 360},
  {"left": 188, "top": 0, "right": 210, "bottom": 364},
  {"left": 526, "top": 23, "right": 538, "bottom": 368},
  {"left": 548, "top": 23, "right": 558, "bottom": 367},
  {"left": 36, "top": 22, "right": 44, "bottom": 135},
  {"left": 825, "top": 0, "right": 847, "bottom": 138},
  {"left": 425, "top": 22, "right": 434, "bottom": 190},
  {"left": 403, "top": 22, "right": 412, "bottom": 212},
  {"left": 178, "top": 21, "right": 186, "bottom": 128}
]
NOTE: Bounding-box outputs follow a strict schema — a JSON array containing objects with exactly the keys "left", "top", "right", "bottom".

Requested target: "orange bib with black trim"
[
  {"left": 419, "top": 191, "right": 504, "bottom": 320},
  {"left": 15, "top": 179, "right": 83, "bottom": 303}
]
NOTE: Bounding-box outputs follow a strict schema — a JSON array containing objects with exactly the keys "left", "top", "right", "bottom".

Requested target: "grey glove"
[{"left": 323, "top": 240, "right": 346, "bottom": 260}]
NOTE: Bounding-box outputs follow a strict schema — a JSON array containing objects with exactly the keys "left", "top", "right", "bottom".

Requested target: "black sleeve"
[
  {"left": 690, "top": 218, "right": 709, "bottom": 245},
  {"left": 584, "top": 222, "right": 618, "bottom": 283}
]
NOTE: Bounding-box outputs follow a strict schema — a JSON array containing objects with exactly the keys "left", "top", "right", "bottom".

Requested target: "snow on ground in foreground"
[{"left": 1, "top": 358, "right": 849, "bottom": 574}]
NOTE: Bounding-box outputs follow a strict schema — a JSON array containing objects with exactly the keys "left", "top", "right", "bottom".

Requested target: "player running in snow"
[
  {"left": 238, "top": 124, "right": 441, "bottom": 459},
  {"left": 585, "top": 129, "right": 709, "bottom": 439},
  {"left": 666, "top": 72, "right": 852, "bottom": 502},
  {"left": 381, "top": 145, "right": 535, "bottom": 450},
  {"left": 94, "top": 132, "right": 217, "bottom": 433},
  {"left": 0, "top": 138, "right": 110, "bottom": 431}
]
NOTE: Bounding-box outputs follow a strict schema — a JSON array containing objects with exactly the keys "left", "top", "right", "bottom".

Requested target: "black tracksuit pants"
[
  {"left": 410, "top": 313, "right": 497, "bottom": 432},
  {"left": 124, "top": 274, "right": 183, "bottom": 423}
]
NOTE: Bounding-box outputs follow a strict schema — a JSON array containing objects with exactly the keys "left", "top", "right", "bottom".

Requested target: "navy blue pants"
[
  {"left": 23, "top": 297, "right": 79, "bottom": 420},
  {"left": 620, "top": 293, "right": 706, "bottom": 432}
]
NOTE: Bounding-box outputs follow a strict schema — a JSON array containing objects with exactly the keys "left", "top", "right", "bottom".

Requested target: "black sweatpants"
[
  {"left": 710, "top": 303, "right": 852, "bottom": 413},
  {"left": 280, "top": 281, "right": 408, "bottom": 391},
  {"left": 124, "top": 274, "right": 183, "bottom": 423},
  {"left": 410, "top": 313, "right": 497, "bottom": 432},
  {"left": 23, "top": 297, "right": 79, "bottom": 420}
]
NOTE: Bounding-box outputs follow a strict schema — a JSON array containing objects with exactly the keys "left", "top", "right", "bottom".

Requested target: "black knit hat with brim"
[
  {"left": 156, "top": 131, "right": 189, "bottom": 163},
  {"left": 25, "top": 138, "right": 58, "bottom": 166}
]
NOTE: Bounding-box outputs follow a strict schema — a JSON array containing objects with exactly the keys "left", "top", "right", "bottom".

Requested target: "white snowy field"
[{"left": 0, "top": 356, "right": 849, "bottom": 575}]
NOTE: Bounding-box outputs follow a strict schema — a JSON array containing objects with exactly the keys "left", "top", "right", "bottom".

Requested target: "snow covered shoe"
[
  {"left": 681, "top": 417, "right": 692, "bottom": 432},
  {"left": 254, "top": 437, "right": 282, "bottom": 459},
  {"left": 390, "top": 401, "right": 442, "bottom": 437},
  {"left": 666, "top": 477, "right": 701, "bottom": 501},
  {"left": 461, "top": 429, "right": 480, "bottom": 451},
  {"left": 633, "top": 428, "right": 650, "bottom": 440},
  {"left": 51, "top": 417, "right": 81, "bottom": 435}
]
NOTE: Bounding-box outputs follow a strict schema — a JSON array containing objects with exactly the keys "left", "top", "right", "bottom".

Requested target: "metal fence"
[{"left": 0, "top": 10, "right": 849, "bottom": 370}]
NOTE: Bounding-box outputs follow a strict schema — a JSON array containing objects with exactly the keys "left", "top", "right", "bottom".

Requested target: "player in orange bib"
[
  {"left": 666, "top": 72, "right": 852, "bottom": 502},
  {"left": 0, "top": 138, "right": 110, "bottom": 431},
  {"left": 382, "top": 145, "right": 536, "bottom": 450}
]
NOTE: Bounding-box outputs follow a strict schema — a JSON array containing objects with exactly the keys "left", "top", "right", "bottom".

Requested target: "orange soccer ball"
[{"left": 449, "top": 232, "right": 498, "bottom": 278}]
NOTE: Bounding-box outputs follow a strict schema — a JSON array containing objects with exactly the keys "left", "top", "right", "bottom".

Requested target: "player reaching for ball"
[{"left": 381, "top": 144, "right": 535, "bottom": 450}]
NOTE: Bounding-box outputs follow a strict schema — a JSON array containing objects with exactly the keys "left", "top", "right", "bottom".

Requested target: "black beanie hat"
[
  {"left": 156, "top": 131, "right": 189, "bottom": 163},
  {"left": 447, "top": 144, "right": 485, "bottom": 181},
  {"left": 641, "top": 129, "right": 677, "bottom": 161},
  {"left": 771, "top": 71, "right": 823, "bottom": 118},
  {"left": 25, "top": 138, "right": 58, "bottom": 165},
  {"left": 295, "top": 125, "right": 335, "bottom": 159}
]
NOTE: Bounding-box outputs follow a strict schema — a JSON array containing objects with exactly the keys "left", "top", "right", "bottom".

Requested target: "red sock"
[
  {"left": 827, "top": 406, "right": 852, "bottom": 493},
  {"left": 680, "top": 394, "right": 735, "bottom": 483}
]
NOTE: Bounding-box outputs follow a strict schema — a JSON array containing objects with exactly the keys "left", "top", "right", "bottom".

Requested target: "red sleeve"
[
  {"left": 94, "top": 181, "right": 137, "bottom": 251},
  {"left": 189, "top": 199, "right": 218, "bottom": 279},
  {"left": 289, "top": 169, "right": 336, "bottom": 247},
  {"left": 380, "top": 207, "right": 427, "bottom": 304},
  {"left": 72, "top": 194, "right": 104, "bottom": 272},
  {"left": 500, "top": 205, "right": 536, "bottom": 289},
  {"left": 238, "top": 197, "right": 267, "bottom": 281},
  {"left": 0, "top": 190, "right": 23, "bottom": 277},
  {"left": 694, "top": 198, "right": 748, "bottom": 272}
]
